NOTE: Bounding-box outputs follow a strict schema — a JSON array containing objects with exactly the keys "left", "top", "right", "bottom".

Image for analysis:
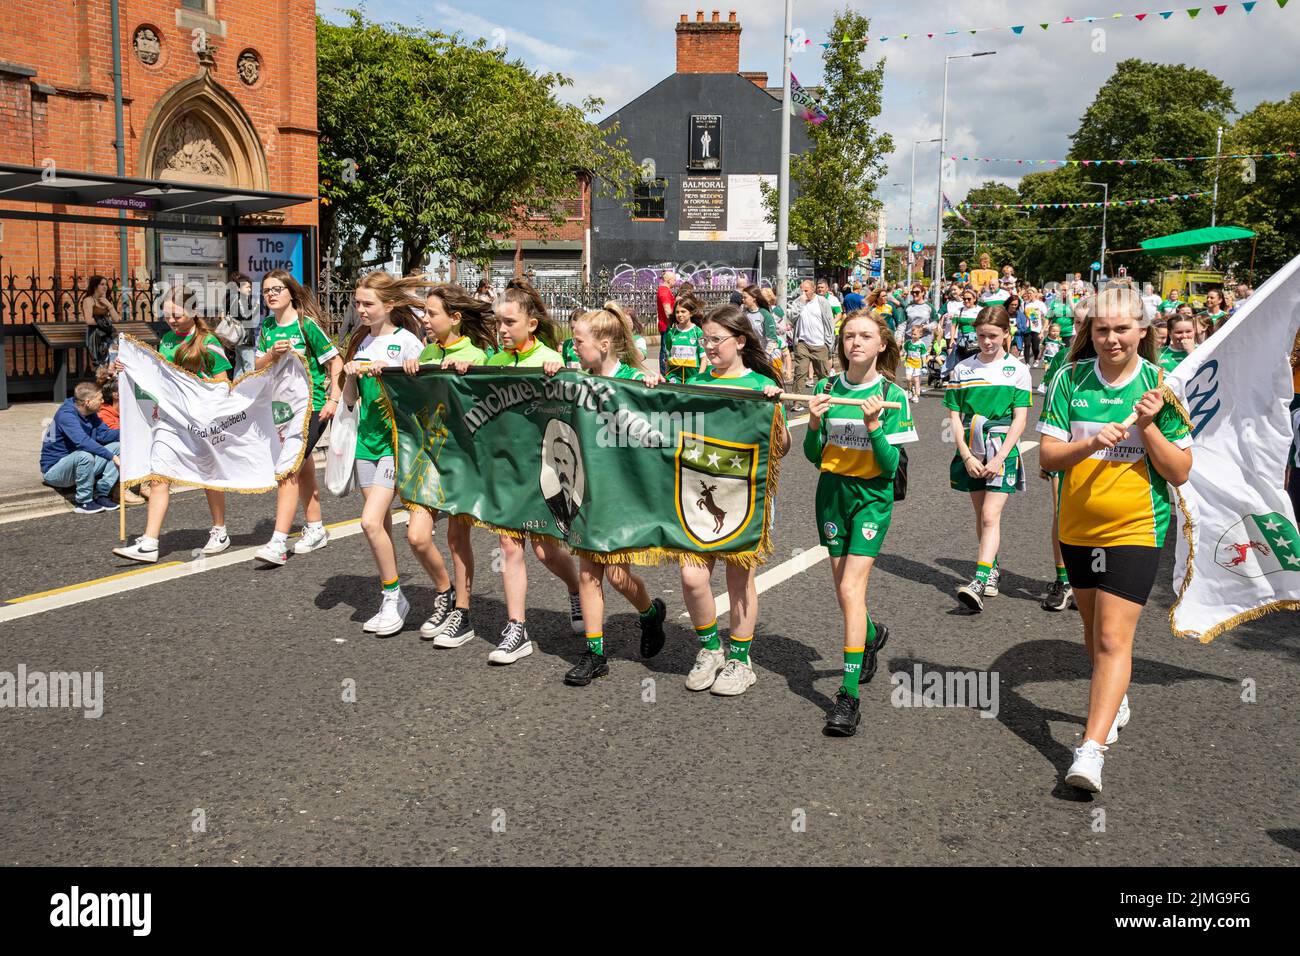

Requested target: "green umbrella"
[{"left": 1139, "top": 225, "right": 1255, "bottom": 255}]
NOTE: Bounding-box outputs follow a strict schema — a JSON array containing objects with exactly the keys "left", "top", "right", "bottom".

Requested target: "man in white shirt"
[
  {"left": 789, "top": 279, "right": 835, "bottom": 394},
  {"left": 1140, "top": 282, "right": 1162, "bottom": 322}
]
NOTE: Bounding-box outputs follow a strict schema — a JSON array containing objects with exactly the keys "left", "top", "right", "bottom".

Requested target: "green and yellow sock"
[
  {"left": 382, "top": 576, "right": 400, "bottom": 593},
  {"left": 974, "top": 562, "right": 993, "bottom": 585},
  {"left": 586, "top": 632, "right": 604, "bottom": 656},
  {"left": 841, "top": 646, "right": 866, "bottom": 698},
  {"left": 695, "top": 619, "right": 720, "bottom": 651},
  {"left": 727, "top": 634, "right": 752, "bottom": 664},
  {"left": 1055, "top": 564, "right": 1069, "bottom": 584},
  {"left": 638, "top": 601, "right": 658, "bottom": 621}
]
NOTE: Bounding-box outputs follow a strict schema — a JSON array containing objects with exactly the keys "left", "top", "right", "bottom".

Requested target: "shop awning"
[
  {"left": 1139, "top": 225, "right": 1255, "bottom": 256},
  {"left": 0, "top": 162, "right": 313, "bottom": 218}
]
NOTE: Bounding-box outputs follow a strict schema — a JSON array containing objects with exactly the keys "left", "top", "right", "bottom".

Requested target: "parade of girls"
[{"left": 101, "top": 267, "right": 1216, "bottom": 796}]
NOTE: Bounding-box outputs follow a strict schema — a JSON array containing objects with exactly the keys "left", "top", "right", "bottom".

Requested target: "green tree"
[
  {"left": 962, "top": 60, "right": 1236, "bottom": 286},
  {"left": 761, "top": 8, "right": 891, "bottom": 278},
  {"left": 943, "top": 182, "right": 1022, "bottom": 280},
  {"left": 317, "top": 10, "right": 638, "bottom": 277},
  {"left": 1219, "top": 92, "right": 1300, "bottom": 281}
]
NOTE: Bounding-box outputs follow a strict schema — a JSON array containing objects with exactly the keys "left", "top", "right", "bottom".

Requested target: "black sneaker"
[
  {"left": 563, "top": 649, "right": 609, "bottom": 686},
  {"left": 859, "top": 621, "right": 890, "bottom": 684},
  {"left": 639, "top": 597, "right": 667, "bottom": 659},
  {"left": 419, "top": 587, "right": 456, "bottom": 640},
  {"left": 1068, "top": 590, "right": 1078, "bottom": 610},
  {"left": 823, "top": 690, "right": 861, "bottom": 737},
  {"left": 957, "top": 578, "right": 986, "bottom": 612},
  {"left": 488, "top": 620, "right": 532, "bottom": 665},
  {"left": 431, "top": 608, "right": 476, "bottom": 648},
  {"left": 1041, "top": 580, "right": 1072, "bottom": 612}
]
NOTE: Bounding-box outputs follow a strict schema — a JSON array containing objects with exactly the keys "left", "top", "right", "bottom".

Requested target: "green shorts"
[
  {"left": 950, "top": 452, "right": 1021, "bottom": 494},
  {"left": 815, "top": 471, "right": 894, "bottom": 557}
]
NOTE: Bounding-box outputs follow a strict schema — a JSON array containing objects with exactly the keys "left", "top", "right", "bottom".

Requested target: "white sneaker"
[
  {"left": 686, "top": 647, "right": 726, "bottom": 691},
  {"left": 364, "top": 590, "right": 410, "bottom": 636},
  {"left": 1105, "top": 694, "right": 1131, "bottom": 745},
  {"left": 710, "top": 658, "right": 757, "bottom": 697},
  {"left": 202, "top": 527, "right": 230, "bottom": 555},
  {"left": 113, "top": 538, "right": 159, "bottom": 564},
  {"left": 1065, "top": 739, "right": 1107, "bottom": 792},
  {"left": 293, "top": 525, "right": 330, "bottom": 555},
  {"left": 254, "top": 541, "right": 288, "bottom": 566}
]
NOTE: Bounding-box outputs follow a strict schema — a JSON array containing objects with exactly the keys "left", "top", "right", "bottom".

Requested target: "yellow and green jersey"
[
  {"left": 159, "top": 329, "right": 231, "bottom": 380},
  {"left": 804, "top": 373, "right": 917, "bottom": 480},
  {"left": 486, "top": 337, "right": 562, "bottom": 368},
  {"left": 904, "top": 340, "right": 928, "bottom": 369},
  {"left": 1038, "top": 357, "right": 1191, "bottom": 548},
  {"left": 663, "top": 324, "right": 705, "bottom": 382},
  {"left": 256, "top": 316, "right": 339, "bottom": 409},
  {"left": 419, "top": 334, "right": 487, "bottom": 367}
]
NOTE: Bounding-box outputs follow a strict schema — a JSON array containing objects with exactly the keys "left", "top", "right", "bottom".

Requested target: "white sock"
[
  {"left": 306, "top": 520, "right": 324, "bottom": 532},
  {"left": 271, "top": 530, "right": 289, "bottom": 546},
  {"left": 211, "top": 525, "right": 227, "bottom": 536},
  {"left": 139, "top": 536, "right": 158, "bottom": 549}
]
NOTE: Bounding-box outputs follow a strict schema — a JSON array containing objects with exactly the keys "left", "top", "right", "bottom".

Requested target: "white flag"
[
  {"left": 118, "top": 335, "right": 310, "bottom": 492},
  {"left": 1166, "top": 255, "right": 1300, "bottom": 642}
]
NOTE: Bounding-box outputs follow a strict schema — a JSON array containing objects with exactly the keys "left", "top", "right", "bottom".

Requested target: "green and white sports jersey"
[
  {"left": 256, "top": 316, "right": 339, "bottom": 410},
  {"left": 1049, "top": 300, "right": 1075, "bottom": 338},
  {"left": 420, "top": 334, "right": 487, "bottom": 367},
  {"left": 158, "top": 329, "right": 231, "bottom": 379},
  {"left": 351, "top": 327, "right": 425, "bottom": 461},
  {"left": 1038, "top": 357, "right": 1191, "bottom": 548},
  {"left": 561, "top": 338, "right": 582, "bottom": 369},
  {"left": 804, "top": 373, "right": 917, "bottom": 480},
  {"left": 663, "top": 324, "right": 705, "bottom": 381},
  {"left": 690, "top": 366, "right": 786, "bottom": 422},
  {"left": 1041, "top": 337, "right": 1064, "bottom": 366},
  {"left": 633, "top": 334, "right": 648, "bottom": 360},
  {"left": 904, "top": 340, "right": 928, "bottom": 370},
  {"left": 610, "top": 362, "right": 645, "bottom": 381},
  {"left": 1158, "top": 345, "right": 1191, "bottom": 374},
  {"left": 944, "top": 353, "right": 1033, "bottom": 428}
]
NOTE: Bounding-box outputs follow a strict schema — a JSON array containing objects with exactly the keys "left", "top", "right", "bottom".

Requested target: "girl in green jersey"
[
  {"left": 113, "top": 291, "right": 233, "bottom": 564},
  {"left": 343, "top": 272, "right": 427, "bottom": 636},
  {"left": 477, "top": 280, "right": 586, "bottom": 665},
  {"left": 1159, "top": 314, "right": 1197, "bottom": 374},
  {"left": 806, "top": 310, "right": 917, "bottom": 737},
  {"left": 680, "top": 304, "right": 790, "bottom": 698},
  {"left": 401, "top": 284, "right": 497, "bottom": 648},
  {"left": 562, "top": 305, "right": 669, "bottom": 687},
  {"left": 944, "top": 306, "right": 1032, "bottom": 612},
  {"left": 252, "top": 270, "right": 343, "bottom": 567}
]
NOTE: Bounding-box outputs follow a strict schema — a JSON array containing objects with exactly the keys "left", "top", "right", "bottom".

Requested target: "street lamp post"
[
  {"left": 935, "top": 51, "right": 996, "bottom": 310},
  {"left": 777, "top": 0, "right": 794, "bottom": 311},
  {"left": 1083, "top": 180, "right": 1108, "bottom": 281},
  {"left": 908, "top": 138, "right": 940, "bottom": 288},
  {"left": 881, "top": 182, "right": 904, "bottom": 286}
]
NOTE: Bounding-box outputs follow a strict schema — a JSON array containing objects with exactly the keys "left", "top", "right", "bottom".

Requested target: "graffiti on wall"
[{"left": 609, "top": 261, "right": 758, "bottom": 291}]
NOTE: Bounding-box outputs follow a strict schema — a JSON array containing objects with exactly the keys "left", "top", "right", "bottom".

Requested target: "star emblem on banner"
[
  {"left": 706, "top": 452, "right": 721, "bottom": 468},
  {"left": 685, "top": 444, "right": 702, "bottom": 461},
  {"left": 729, "top": 455, "right": 745, "bottom": 471},
  {"left": 1262, "top": 517, "right": 1283, "bottom": 533}
]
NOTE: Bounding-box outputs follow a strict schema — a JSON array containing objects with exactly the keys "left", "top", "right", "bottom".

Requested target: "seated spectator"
[
  {"left": 95, "top": 367, "right": 120, "bottom": 429},
  {"left": 40, "top": 381, "right": 121, "bottom": 514}
]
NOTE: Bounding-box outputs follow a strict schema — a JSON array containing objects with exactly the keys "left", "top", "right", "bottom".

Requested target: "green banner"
[{"left": 379, "top": 368, "right": 782, "bottom": 565}]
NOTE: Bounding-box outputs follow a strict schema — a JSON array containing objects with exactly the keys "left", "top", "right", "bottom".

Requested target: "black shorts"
[
  {"left": 305, "top": 409, "right": 326, "bottom": 456},
  {"left": 1059, "top": 542, "right": 1160, "bottom": 606}
]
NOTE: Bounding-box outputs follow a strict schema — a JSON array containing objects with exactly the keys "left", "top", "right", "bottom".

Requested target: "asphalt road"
[{"left": 1, "top": 374, "right": 1297, "bottom": 866}]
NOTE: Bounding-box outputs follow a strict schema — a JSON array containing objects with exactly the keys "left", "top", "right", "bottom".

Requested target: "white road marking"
[{"left": 0, "top": 513, "right": 409, "bottom": 624}]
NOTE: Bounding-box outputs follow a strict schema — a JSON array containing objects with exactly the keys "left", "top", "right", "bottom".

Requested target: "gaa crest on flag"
[
  {"left": 676, "top": 432, "right": 757, "bottom": 547},
  {"left": 1214, "top": 512, "right": 1300, "bottom": 578}
]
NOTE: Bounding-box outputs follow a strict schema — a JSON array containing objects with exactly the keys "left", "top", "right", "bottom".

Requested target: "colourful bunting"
[
  {"left": 957, "top": 191, "right": 1213, "bottom": 210},
  {"left": 948, "top": 151, "right": 1298, "bottom": 165},
  {"left": 813, "top": 2, "right": 1286, "bottom": 46}
]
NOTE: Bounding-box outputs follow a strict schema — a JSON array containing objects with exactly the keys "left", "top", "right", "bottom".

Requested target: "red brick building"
[
  {"left": 488, "top": 172, "right": 591, "bottom": 281},
  {"left": 0, "top": 0, "right": 318, "bottom": 287}
]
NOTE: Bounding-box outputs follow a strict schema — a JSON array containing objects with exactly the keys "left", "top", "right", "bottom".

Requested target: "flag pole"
[
  {"left": 780, "top": 393, "right": 902, "bottom": 409},
  {"left": 119, "top": 474, "right": 126, "bottom": 542}
]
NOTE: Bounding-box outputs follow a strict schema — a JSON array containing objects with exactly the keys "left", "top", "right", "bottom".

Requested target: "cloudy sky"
[{"left": 318, "top": 1, "right": 1299, "bottom": 246}]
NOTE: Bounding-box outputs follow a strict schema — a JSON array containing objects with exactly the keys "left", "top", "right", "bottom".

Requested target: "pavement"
[{"left": 0, "top": 366, "right": 1297, "bottom": 866}]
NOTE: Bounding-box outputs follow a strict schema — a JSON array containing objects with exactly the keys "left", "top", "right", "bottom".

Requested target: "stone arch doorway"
[{"left": 138, "top": 67, "right": 268, "bottom": 190}]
